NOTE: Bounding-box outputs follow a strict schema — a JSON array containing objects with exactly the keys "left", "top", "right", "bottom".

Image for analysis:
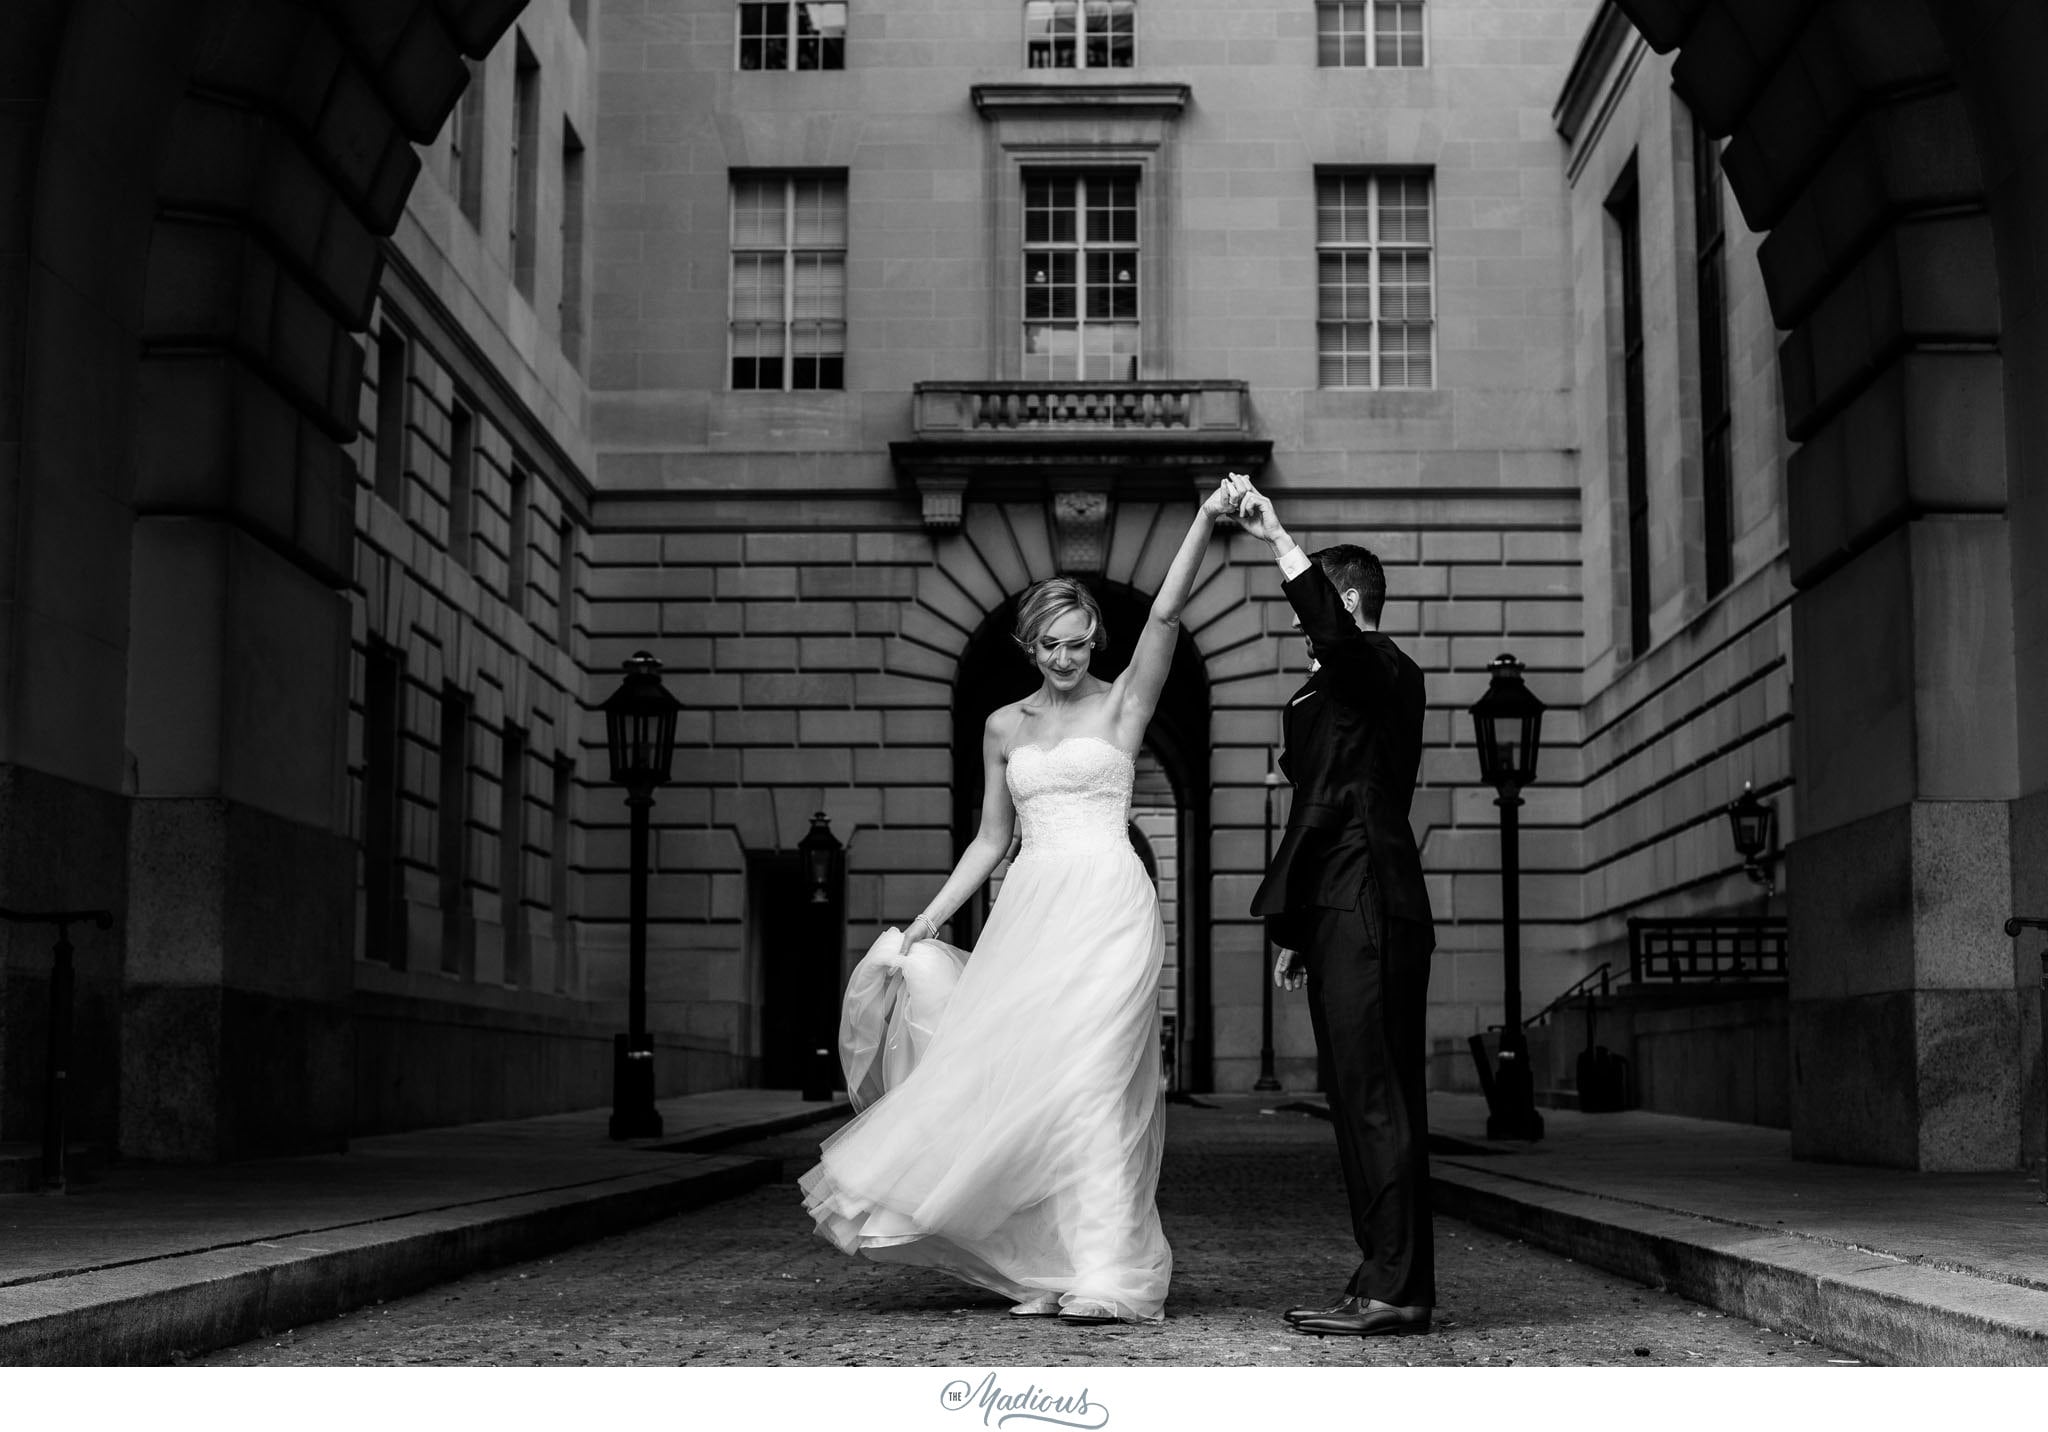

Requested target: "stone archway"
[
  {"left": 0, "top": 0, "right": 527, "bottom": 1159},
  {"left": 1612, "top": 0, "right": 2046, "bottom": 1170}
]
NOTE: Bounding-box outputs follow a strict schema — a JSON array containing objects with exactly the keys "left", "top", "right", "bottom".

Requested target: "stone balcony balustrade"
[{"left": 892, "top": 380, "right": 1271, "bottom": 538}]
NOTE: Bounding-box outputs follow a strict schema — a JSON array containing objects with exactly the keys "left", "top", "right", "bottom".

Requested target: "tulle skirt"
[{"left": 798, "top": 841, "right": 1172, "bottom": 1323}]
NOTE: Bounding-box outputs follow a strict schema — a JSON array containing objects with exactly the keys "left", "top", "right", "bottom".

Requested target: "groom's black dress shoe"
[
  {"left": 1291, "top": 1299, "right": 1432, "bottom": 1338},
  {"left": 1283, "top": 1293, "right": 1358, "bottom": 1324}
]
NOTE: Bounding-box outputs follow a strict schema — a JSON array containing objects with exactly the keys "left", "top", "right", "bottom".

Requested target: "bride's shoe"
[
  {"left": 1008, "top": 1294, "right": 1062, "bottom": 1317},
  {"left": 1058, "top": 1299, "right": 1120, "bottom": 1325}
]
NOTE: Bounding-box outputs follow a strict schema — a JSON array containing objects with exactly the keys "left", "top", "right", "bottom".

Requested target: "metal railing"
[
  {"left": 1524, "top": 961, "right": 1612, "bottom": 1030},
  {"left": 1628, "top": 916, "right": 1788, "bottom": 984},
  {"left": 1, "top": 906, "right": 113, "bottom": 1192}
]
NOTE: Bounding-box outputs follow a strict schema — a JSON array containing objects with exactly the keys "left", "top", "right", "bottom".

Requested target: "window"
[
  {"left": 438, "top": 687, "right": 473, "bottom": 978},
  {"left": 506, "top": 465, "right": 530, "bottom": 615},
  {"left": 739, "top": 3, "right": 846, "bottom": 70},
  {"left": 557, "top": 516, "right": 577, "bottom": 646},
  {"left": 453, "top": 57, "right": 485, "bottom": 225},
  {"left": 447, "top": 399, "right": 475, "bottom": 566},
  {"left": 730, "top": 174, "right": 847, "bottom": 390},
  {"left": 361, "top": 642, "right": 406, "bottom": 968},
  {"left": 1608, "top": 161, "right": 1651, "bottom": 657},
  {"left": 1315, "top": 173, "right": 1434, "bottom": 388},
  {"left": 1317, "top": 1, "right": 1424, "bottom": 68},
  {"left": 1023, "top": 173, "right": 1138, "bottom": 381},
  {"left": 561, "top": 119, "right": 587, "bottom": 368},
  {"left": 511, "top": 36, "right": 540, "bottom": 295},
  {"left": 1693, "top": 116, "right": 1734, "bottom": 599},
  {"left": 501, "top": 723, "right": 529, "bottom": 987},
  {"left": 550, "top": 755, "right": 575, "bottom": 994},
  {"left": 1026, "top": 0, "right": 1134, "bottom": 69},
  {"left": 372, "top": 324, "right": 408, "bottom": 508}
]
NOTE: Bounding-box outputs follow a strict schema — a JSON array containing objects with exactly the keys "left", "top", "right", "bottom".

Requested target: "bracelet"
[{"left": 906, "top": 913, "right": 939, "bottom": 941}]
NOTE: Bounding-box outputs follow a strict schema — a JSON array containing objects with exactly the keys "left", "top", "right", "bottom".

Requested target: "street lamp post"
[
  {"left": 601, "top": 651, "right": 682, "bottom": 1141},
  {"left": 798, "top": 812, "right": 846, "bottom": 1103},
  {"left": 1469, "top": 652, "right": 1546, "bottom": 1143},
  {"left": 1254, "top": 750, "right": 1283, "bottom": 1092}
]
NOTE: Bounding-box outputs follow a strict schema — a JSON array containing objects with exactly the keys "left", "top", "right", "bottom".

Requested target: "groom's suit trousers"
[{"left": 1299, "top": 871, "right": 1435, "bottom": 1309}]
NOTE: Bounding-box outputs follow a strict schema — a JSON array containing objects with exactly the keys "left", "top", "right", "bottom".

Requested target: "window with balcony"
[
  {"left": 1026, "top": 0, "right": 1134, "bottom": 69},
  {"left": 739, "top": 2, "right": 847, "bottom": 70},
  {"left": 1024, "top": 172, "right": 1139, "bottom": 381},
  {"left": 1315, "top": 172, "right": 1434, "bottom": 388},
  {"left": 1317, "top": 1, "right": 1424, "bottom": 68},
  {"left": 730, "top": 173, "right": 847, "bottom": 390}
]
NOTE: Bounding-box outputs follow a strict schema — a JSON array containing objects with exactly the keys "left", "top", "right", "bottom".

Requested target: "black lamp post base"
[
  {"left": 1483, "top": 1043, "right": 1545, "bottom": 1142},
  {"left": 1253, "top": 1072, "right": 1283, "bottom": 1092},
  {"left": 609, "top": 1032, "right": 664, "bottom": 1141},
  {"left": 801, "top": 1046, "right": 838, "bottom": 1103}
]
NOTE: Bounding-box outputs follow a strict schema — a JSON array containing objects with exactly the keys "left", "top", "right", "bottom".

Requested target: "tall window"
[
  {"left": 1609, "top": 161, "right": 1651, "bottom": 657},
  {"left": 501, "top": 722, "right": 529, "bottom": 988},
  {"left": 438, "top": 687, "right": 473, "bottom": 978},
  {"left": 361, "top": 642, "right": 406, "bottom": 968},
  {"left": 730, "top": 174, "right": 847, "bottom": 390},
  {"left": 511, "top": 36, "right": 540, "bottom": 295},
  {"left": 372, "top": 324, "right": 408, "bottom": 508},
  {"left": 1023, "top": 173, "right": 1138, "bottom": 381},
  {"left": 1315, "top": 173, "right": 1434, "bottom": 388},
  {"left": 453, "top": 57, "right": 485, "bottom": 225},
  {"left": 1026, "top": 0, "right": 1134, "bottom": 69},
  {"left": 738, "top": 2, "right": 847, "bottom": 70},
  {"left": 1317, "top": 1, "right": 1424, "bottom": 68},
  {"left": 447, "top": 399, "right": 475, "bottom": 567},
  {"left": 550, "top": 755, "right": 575, "bottom": 994},
  {"left": 561, "top": 119, "right": 587, "bottom": 368},
  {"left": 506, "top": 465, "right": 530, "bottom": 616},
  {"left": 1693, "top": 116, "right": 1734, "bottom": 599}
]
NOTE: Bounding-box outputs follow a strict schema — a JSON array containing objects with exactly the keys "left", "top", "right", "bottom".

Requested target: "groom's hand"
[
  {"left": 1273, "top": 948, "right": 1306, "bottom": 991},
  {"left": 1236, "top": 484, "right": 1288, "bottom": 547}
]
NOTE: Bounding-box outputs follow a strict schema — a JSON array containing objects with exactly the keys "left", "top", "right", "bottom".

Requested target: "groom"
[{"left": 1234, "top": 480, "right": 1436, "bottom": 1338}]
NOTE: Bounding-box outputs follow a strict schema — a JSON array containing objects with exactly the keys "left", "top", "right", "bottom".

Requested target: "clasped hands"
[{"left": 1204, "top": 472, "right": 1287, "bottom": 545}]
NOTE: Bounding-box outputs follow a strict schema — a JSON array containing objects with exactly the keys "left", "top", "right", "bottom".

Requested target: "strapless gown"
[{"left": 798, "top": 735, "right": 1172, "bottom": 1323}]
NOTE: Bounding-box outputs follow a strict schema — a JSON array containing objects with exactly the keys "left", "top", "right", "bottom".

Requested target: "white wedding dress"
[{"left": 798, "top": 735, "right": 1172, "bottom": 1323}]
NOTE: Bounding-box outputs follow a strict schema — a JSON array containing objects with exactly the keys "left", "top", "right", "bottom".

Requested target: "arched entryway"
[{"left": 950, "top": 582, "right": 1214, "bottom": 1091}]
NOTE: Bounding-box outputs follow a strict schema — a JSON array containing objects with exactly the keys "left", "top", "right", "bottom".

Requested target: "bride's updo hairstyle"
[{"left": 1012, "top": 577, "right": 1109, "bottom": 658}]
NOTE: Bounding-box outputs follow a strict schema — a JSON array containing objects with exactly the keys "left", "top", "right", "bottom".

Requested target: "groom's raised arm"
[{"left": 1238, "top": 487, "right": 1398, "bottom": 705}]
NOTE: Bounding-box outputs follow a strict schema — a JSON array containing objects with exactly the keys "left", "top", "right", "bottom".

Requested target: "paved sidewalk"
[
  {"left": 0, "top": 1090, "right": 847, "bottom": 1365},
  {"left": 1422, "top": 1091, "right": 2048, "bottom": 1365}
]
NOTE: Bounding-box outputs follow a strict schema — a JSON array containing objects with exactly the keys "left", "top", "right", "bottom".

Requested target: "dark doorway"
[
  {"left": 951, "top": 581, "right": 1214, "bottom": 1089},
  {"left": 750, "top": 851, "right": 811, "bottom": 1088}
]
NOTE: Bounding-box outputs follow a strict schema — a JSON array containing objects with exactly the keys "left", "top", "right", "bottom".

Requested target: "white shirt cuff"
[{"left": 1276, "top": 545, "right": 1313, "bottom": 582}]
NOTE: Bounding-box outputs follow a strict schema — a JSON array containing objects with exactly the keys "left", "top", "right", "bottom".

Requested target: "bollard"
[
  {"left": 0, "top": 907, "right": 112, "bottom": 1194},
  {"left": 2003, "top": 916, "right": 2048, "bottom": 1203}
]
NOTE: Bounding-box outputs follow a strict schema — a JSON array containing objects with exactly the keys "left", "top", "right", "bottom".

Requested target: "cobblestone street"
[{"left": 197, "top": 1099, "right": 1858, "bottom": 1369}]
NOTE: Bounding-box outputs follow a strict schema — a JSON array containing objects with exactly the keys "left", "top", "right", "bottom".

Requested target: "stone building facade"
[{"left": 0, "top": 0, "right": 2040, "bottom": 1176}]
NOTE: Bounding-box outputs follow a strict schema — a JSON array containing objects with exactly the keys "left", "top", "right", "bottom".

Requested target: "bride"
[{"left": 799, "top": 474, "right": 1250, "bottom": 1325}]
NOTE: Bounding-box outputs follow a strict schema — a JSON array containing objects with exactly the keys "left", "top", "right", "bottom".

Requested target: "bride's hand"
[
  {"left": 900, "top": 914, "right": 938, "bottom": 957},
  {"left": 1202, "top": 472, "right": 1251, "bottom": 518}
]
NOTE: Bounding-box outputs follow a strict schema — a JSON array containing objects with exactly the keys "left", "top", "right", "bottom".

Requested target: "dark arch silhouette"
[{"left": 951, "top": 580, "right": 1213, "bottom": 1090}]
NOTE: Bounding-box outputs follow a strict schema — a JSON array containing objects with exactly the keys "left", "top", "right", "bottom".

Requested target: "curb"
[
  {"left": 648, "top": 1098, "right": 850, "bottom": 1154},
  {"left": 1431, "top": 1159, "right": 2048, "bottom": 1367},
  {"left": 0, "top": 1153, "right": 778, "bottom": 1366}
]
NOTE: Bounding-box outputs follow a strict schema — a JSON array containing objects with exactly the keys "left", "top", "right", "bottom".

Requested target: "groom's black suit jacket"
[{"left": 1250, "top": 562, "right": 1434, "bottom": 947}]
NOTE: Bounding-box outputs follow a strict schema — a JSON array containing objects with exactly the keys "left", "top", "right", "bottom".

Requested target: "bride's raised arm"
[{"left": 1112, "top": 474, "right": 1247, "bottom": 745}]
